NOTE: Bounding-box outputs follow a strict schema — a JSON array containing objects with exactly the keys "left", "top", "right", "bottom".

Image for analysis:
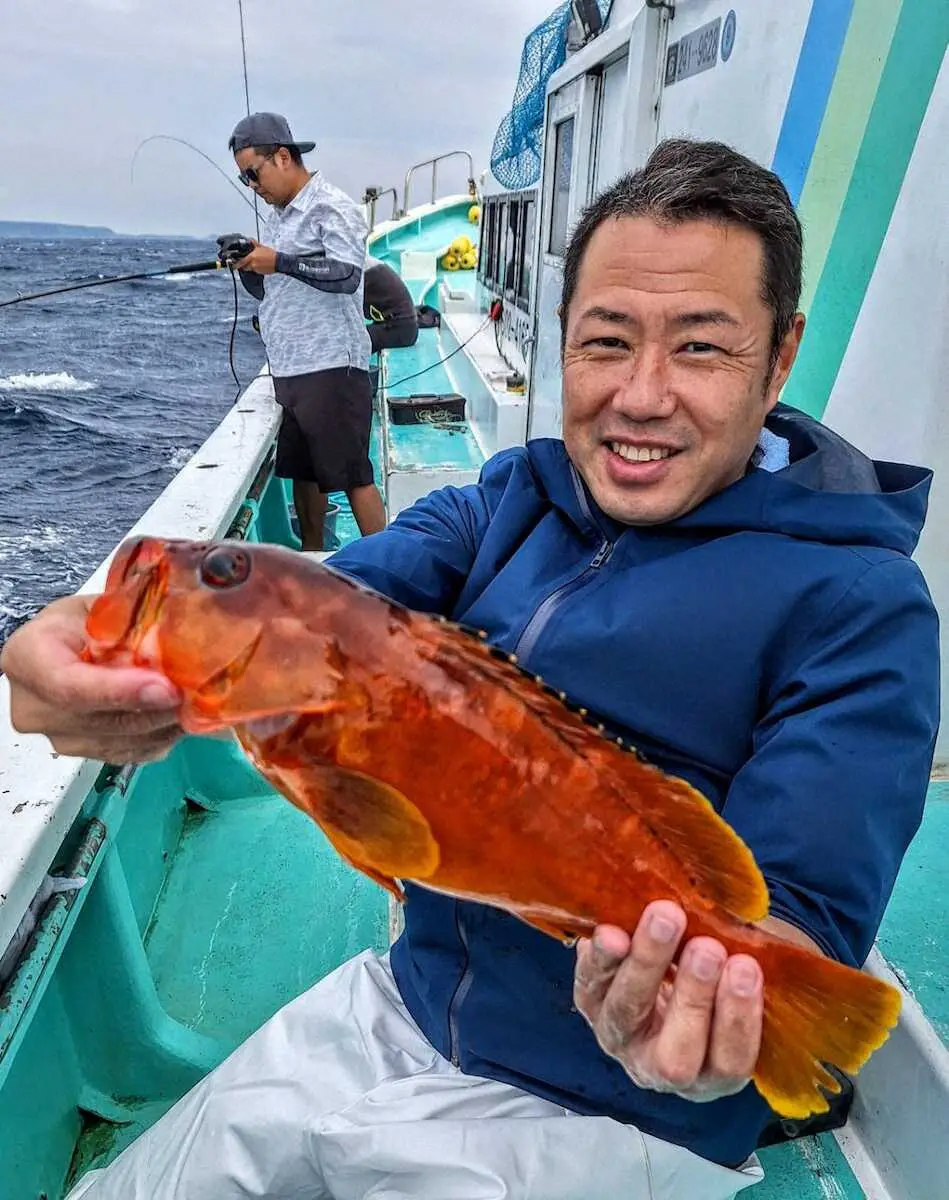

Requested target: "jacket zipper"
[
  {"left": 513, "top": 539, "right": 614, "bottom": 663},
  {"left": 448, "top": 907, "right": 473, "bottom": 1067}
]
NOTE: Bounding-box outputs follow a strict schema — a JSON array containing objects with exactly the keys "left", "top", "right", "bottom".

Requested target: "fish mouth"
[{"left": 88, "top": 537, "right": 169, "bottom": 659}]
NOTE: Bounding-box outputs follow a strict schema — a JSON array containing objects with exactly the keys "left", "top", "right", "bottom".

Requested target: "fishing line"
[
  {"left": 236, "top": 0, "right": 261, "bottom": 240},
  {"left": 130, "top": 135, "right": 256, "bottom": 213},
  {"left": 226, "top": 267, "right": 242, "bottom": 400},
  {"left": 385, "top": 315, "right": 493, "bottom": 391}
]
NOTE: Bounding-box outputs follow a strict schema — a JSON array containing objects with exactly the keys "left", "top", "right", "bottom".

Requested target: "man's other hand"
[
  {"left": 1, "top": 594, "right": 184, "bottom": 763},
  {"left": 573, "top": 900, "right": 764, "bottom": 1103}
]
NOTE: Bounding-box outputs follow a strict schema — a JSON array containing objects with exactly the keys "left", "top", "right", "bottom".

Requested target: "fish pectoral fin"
[
  {"left": 310, "top": 768, "right": 440, "bottom": 883},
  {"left": 598, "top": 751, "right": 770, "bottom": 923},
  {"left": 519, "top": 912, "right": 589, "bottom": 946},
  {"left": 319, "top": 824, "right": 407, "bottom": 903}
]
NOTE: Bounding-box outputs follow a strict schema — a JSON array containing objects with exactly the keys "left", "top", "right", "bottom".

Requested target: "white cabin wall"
[
  {"left": 656, "top": 1, "right": 813, "bottom": 165},
  {"left": 822, "top": 48, "right": 949, "bottom": 766}
]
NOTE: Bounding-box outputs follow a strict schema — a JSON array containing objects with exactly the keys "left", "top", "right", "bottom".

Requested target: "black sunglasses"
[{"left": 237, "top": 151, "right": 276, "bottom": 187}]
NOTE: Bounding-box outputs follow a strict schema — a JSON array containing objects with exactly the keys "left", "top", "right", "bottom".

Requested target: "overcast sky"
[{"left": 2, "top": 0, "right": 556, "bottom": 236}]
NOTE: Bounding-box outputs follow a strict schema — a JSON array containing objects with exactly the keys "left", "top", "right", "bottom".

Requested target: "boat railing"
[
  {"left": 400, "top": 151, "right": 476, "bottom": 217},
  {"left": 362, "top": 186, "right": 399, "bottom": 232}
]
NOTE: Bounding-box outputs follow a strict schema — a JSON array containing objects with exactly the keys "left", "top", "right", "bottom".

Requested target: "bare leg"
[
  {"left": 293, "top": 481, "right": 328, "bottom": 552},
  {"left": 348, "top": 484, "right": 386, "bottom": 538}
]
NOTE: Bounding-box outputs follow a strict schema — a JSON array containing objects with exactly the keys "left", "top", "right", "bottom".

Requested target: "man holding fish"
[{"left": 2, "top": 139, "right": 939, "bottom": 1199}]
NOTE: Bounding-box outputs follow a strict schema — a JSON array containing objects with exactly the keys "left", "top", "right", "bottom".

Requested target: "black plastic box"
[{"left": 388, "top": 393, "right": 467, "bottom": 425}]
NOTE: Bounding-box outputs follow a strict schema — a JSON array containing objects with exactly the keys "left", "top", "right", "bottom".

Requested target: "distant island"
[{"left": 0, "top": 220, "right": 117, "bottom": 239}]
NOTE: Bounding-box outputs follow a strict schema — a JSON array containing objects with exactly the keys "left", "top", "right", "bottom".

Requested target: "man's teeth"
[{"left": 610, "top": 443, "right": 672, "bottom": 462}]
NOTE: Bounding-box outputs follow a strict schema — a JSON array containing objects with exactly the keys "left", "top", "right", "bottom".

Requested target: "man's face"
[
  {"left": 561, "top": 216, "right": 804, "bottom": 526},
  {"left": 234, "top": 146, "right": 291, "bottom": 207}
]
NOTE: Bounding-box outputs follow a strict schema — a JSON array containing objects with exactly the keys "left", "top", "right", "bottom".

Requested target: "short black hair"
[{"left": 560, "top": 139, "right": 803, "bottom": 363}]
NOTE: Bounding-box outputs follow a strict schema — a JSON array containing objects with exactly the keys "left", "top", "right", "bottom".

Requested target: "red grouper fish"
[{"left": 83, "top": 535, "right": 902, "bottom": 1120}]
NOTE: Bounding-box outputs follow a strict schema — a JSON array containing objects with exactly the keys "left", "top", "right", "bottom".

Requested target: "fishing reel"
[{"left": 216, "top": 233, "right": 255, "bottom": 267}]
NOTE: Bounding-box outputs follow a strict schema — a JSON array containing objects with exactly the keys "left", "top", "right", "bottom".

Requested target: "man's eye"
[
  {"left": 681, "top": 341, "right": 720, "bottom": 354},
  {"left": 585, "top": 337, "right": 627, "bottom": 349}
]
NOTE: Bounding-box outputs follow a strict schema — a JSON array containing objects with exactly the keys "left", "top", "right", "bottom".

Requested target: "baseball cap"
[{"left": 228, "top": 112, "right": 315, "bottom": 155}]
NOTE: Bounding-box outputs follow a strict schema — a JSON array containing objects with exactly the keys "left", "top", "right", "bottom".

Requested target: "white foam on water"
[
  {"left": 0, "top": 372, "right": 95, "bottom": 393},
  {"left": 166, "top": 445, "right": 194, "bottom": 470},
  {"left": 0, "top": 523, "right": 68, "bottom": 562}
]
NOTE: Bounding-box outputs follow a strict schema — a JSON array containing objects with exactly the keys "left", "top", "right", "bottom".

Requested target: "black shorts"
[
  {"left": 368, "top": 317, "right": 419, "bottom": 355},
  {"left": 272, "top": 367, "right": 375, "bottom": 492}
]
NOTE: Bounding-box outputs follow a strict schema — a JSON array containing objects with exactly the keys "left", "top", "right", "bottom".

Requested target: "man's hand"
[
  {"left": 1, "top": 595, "right": 184, "bottom": 763},
  {"left": 574, "top": 900, "right": 764, "bottom": 1103},
  {"left": 233, "top": 240, "right": 278, "bottom": 275}
]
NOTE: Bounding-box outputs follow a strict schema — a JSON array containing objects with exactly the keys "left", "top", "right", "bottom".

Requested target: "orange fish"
[{"left": 83, "top": 536, "right": 901, "bottom": 1119}]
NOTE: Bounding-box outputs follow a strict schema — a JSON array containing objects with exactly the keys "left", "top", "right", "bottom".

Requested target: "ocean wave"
[{"left": 0, "top": 371, "right": 95, "bottom": 393}]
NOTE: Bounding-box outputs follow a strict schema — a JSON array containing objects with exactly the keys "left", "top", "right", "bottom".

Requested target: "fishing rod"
[
  {"left": 0, "top": 239, "right": 255, "bottom": 397},
  {"left": 0, "top": 257, "right": 227, "bottom": 309},
  {"left": 130, "top": 135, "right": 257, "bottom": 215}
]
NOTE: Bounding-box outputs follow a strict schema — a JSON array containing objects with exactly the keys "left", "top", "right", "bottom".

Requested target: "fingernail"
[
  {"left": 690, "top": 949, "right": 724, "bottom": 982},
  {"left": 729, "top": 962, "right": 761, "bottom": 997},
  {"left": 138, "top": 683, "right": 177, "bottom": 708},
  {"left": 649, "top": 913, "right": 679, "bottom": 943}
]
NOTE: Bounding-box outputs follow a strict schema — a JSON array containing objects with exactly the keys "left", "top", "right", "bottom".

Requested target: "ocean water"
[{"left": 0, "top": 237, "right": 264, "bottom": 646}]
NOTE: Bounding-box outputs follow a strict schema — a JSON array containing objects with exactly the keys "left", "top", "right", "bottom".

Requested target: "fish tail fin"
[{"left": 753, "top": 942, "right": 901, "bottom": 1119}]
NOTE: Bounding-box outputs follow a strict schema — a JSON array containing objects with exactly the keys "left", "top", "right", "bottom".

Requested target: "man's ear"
[{"left": 767, "top": 312, "right": 806, "bottom": 404}]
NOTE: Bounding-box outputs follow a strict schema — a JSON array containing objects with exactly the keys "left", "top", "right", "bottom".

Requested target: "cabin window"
[
  {"left": 502, "top": 200, "right": 519, "bottom": 293},
  {"left": 518, "top": 197, "right": 536, "bottom": 306},
  {"left": 548, "top": 116, "right": 575, "bottom": 258},
  {"left": 479, "top": 198, "right": 501, "bottom": 291}
]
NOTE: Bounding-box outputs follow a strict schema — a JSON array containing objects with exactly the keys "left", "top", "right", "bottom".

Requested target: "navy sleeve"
[
  {"left": 274, "top": 253, "right": 362, "bottom": 295},
  {"left": 722, "top": 558, "right": 940, "bottom": 965},
  {"left": 327, "top": 480, "right": 492, "bottom": 614}
]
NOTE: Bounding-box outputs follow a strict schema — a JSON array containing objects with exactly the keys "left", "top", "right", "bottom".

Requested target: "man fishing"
[
  {"left": 220, "top": 111, "right": 386, "bottom": 551},
  {"left": 2, "top": 139, "right": 939, "bottom": 1199}
]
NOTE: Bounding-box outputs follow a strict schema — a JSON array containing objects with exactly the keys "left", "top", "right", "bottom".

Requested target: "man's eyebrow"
[
  {"left": 578, "top": 305, "right": 635, "bottom": 325},
  {"left": 670, "top": 310, "right": 742, "bottom": 329},
  {"left": 576, "top": 306, "right": 742, "bottom": 329}
]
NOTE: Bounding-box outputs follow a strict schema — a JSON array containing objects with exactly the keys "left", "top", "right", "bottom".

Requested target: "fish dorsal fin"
[
  {"left": 427, "top": 618, "right": 769, "bottom": 924},
  {"left": 587, "top": 746, "right": 770, "bottom": 923}
]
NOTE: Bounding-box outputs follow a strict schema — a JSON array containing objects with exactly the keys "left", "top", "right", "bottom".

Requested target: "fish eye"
[{"left": 200, "top": 546, "right": 251, "bottom": 589}]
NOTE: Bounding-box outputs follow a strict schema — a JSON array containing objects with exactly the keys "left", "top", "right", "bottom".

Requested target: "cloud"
[{"left": 2, "top": 0, "right": 557, "bottom": 235}]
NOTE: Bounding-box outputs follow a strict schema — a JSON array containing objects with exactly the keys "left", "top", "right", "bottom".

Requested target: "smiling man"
[{"left": 5, "top": 139, "right": 939, "bottom": 1199}]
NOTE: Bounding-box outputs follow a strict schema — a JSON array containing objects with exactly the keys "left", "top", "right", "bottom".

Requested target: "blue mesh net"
[{"left": 490, "top": 3, "right": 613, "bottom": 191}]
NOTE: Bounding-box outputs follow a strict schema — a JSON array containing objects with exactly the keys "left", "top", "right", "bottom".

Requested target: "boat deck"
[{"left": 875, "top": 779, "right": 949, "bottom": 1046}]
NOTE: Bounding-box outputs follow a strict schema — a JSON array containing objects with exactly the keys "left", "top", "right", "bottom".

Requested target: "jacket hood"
[{"left": 529, "top": 404, "right": 933, "bottom": 557}]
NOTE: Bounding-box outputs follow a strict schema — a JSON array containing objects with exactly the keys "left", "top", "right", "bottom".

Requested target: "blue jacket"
[{"left": 330, "top": 405, "right": 940, "bottom": 1166}]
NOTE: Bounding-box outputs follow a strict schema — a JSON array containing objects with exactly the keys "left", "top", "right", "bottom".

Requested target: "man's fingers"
[
  {"left": 706, "top": 955, "right": 763, "bottom": 1082},
  {"left": 51, "top": 730, "right": 183, "bottom": 764},
  {"left": 593, "top": 902, "right": 687, "bottom": 1053},
  {"left": 574, "top": 929, "right": 628, "bottom": 1022},
  {"left": 50, "top": 660, "right": 180, "bottom": 715},
  {"left": 2, "top": 592, "right": 181, "bottom": 725},
  {"left": 650, "top": 937, "right": 726, "bottom": 1088}
]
